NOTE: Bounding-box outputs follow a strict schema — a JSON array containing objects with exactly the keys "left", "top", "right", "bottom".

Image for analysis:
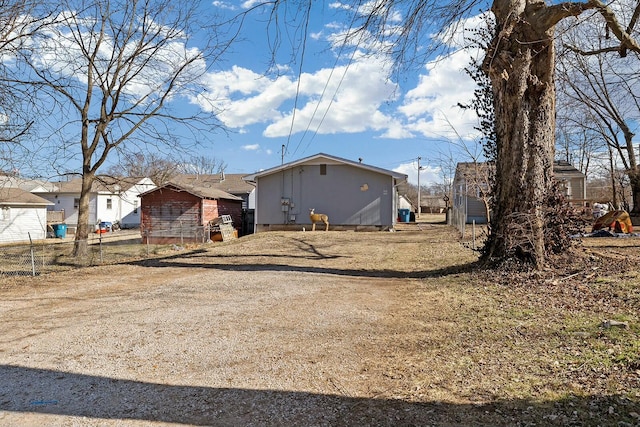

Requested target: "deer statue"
[{"left": 309, "top": 208, "right": 329, "bottom": 231}]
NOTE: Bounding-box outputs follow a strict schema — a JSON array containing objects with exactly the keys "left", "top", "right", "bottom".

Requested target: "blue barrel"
[
  {"left": 398, "top": 209, "right": 410, "bottom": 223},
  {"left": 53, "top": 224, "right": 67, "bottom": 238}
]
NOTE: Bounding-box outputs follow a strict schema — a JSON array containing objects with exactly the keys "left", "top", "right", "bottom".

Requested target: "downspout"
[
  {"left": 201, "top": 198, "right": 205, "bottom": 226},
  {"left": 393, "top": 177, "right": 402, "bottom": 227}
]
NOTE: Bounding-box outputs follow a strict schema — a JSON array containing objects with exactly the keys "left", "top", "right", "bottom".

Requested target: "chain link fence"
[{"left": 0, "top": 226, "right": 238, "bottom": 278}]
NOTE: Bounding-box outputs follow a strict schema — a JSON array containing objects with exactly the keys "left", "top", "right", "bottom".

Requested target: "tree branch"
[{"left": 588, "top": 0, "right": 640, "bottom": 56}]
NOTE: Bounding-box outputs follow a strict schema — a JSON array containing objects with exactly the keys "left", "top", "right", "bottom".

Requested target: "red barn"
[{"left": 139, "top": 182, "right": 243, "bottom": 244}]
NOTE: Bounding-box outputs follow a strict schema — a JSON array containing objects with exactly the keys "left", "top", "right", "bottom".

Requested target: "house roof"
[
  {"left": 0, "top": 175, "right": 57, "bottom": 192},
  {"left": 0, "top": 188, "right": 54, "bottom": 206},
  {"left": 454, "top": 161, "right": 585, "bottom": 182},
  {"left": 38, "top": 176, "right": 154, "bottom": 194},
  {"left": 553, "top": 160, "right": 585, "bottom": 178},
  {"left": 421, "top": 196, "right": 447, "bottom": 207},
  {"left": 454, "top": 162, "right": 492, "bottom": 183},
  {"left": 139, "top": 182, "right": 243, "bottom": 201},
  {"left": 242, "top": 153, "right": 408, "bottom": 182},
  {"left": 171, "top": 173, "right": 255, "bottom": 195}
]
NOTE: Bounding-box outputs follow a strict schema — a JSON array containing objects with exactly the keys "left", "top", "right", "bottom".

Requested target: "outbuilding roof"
[
  {"left": 171, "top": 173, "right": 255, "bottom": 195},
  {"left": 138, "top": 182, "right": 243, "bottom": 201},
  {"left": 454, "top": 161, "right": 585, "bottom": 182},
  {"left": 0, "top": 188, "right": 54, "bottom": 206},
  {"left": 242, "top": 153, "right": 407, "bottom": 182}
]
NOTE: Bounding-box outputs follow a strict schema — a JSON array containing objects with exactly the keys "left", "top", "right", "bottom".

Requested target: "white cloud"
[
  {"left": 241, "top": 0, "right": 263, "bottom": 8},
  {"left": 394, "top": 161, "right": 441, "bottom": 186},
  {"left": 262, "top": 56, "right": 399, "bottom": 137},
  {"left": 195, "top": 53, "right": 403, "bottom": 138},
  {"left": 22, "top": 11, "right": 206, "bottom": 104},
  {"left": 439, "top": 12, "right": 492, "bottom": 49},
  {"left": 240, "top": 143, "right": 273, "bottom": 157},
  {"left": 212, "top": 1, "right": 237, "bottom": 11},
  {"left": 190, "top": 9, "right": 485, "bottom": 146},
  {"left": 194, "top": 66, "right": 293, "bottom": 128},
  {"left": 399, "top": 48, "right": 480, "bottom": 141},
  {"left": 329, "top": 2, "right": 353, "bottom": 11}
]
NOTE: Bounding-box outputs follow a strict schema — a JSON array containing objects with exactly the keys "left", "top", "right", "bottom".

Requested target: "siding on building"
[
  {"left": 254, "top": 164, "right": 395, "bottom": 226},
  {"left": 452, "top": 160, "right": 587, "bottom": 228},
  {"left": 0, "top": 206, "right": 49, "bottom": 243},
  {"left": 244, "top": 153, "right": 407, "bottom": 232},
  {"left": 0, "top": 188, "right": 53, "bottom": 243},
  {"left": 139, "top": 183, "right": 243, "bottom": 244},
  {"left": 34, "top": 177, "right": 156, "bottom": 230},
  {"left": 172, "top": 174, "right": 255, "bottom": 210}
]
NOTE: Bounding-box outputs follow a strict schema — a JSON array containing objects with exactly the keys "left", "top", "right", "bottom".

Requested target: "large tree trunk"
[
  {"left": 72, "top": 171, "right": 95, "bottom": 258},
  {"left": 622, "top": 131, "right": 640, "bottom": 213},
  {"left": 483, "top": 0, "right": 557, "bottom": 269},
  {"left": 629, "top": 168, "right": 640, "bottom": 212}
]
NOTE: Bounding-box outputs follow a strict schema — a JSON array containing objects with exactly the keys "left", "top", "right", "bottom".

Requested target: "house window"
[
  {"left": 74, "top": 198, "right": 80, "bottom": 209},
  {"left": 106, "top": 198, "right": 113, "bottom": 209},
  {"left": 133, "top": 200, "right": 138, "bottom": 214},
  {"left": 320, "top": 164, "right": 327, "bottom": 175},
  {"left": 1, "top": 207, "right": 9, "bottom": 220}
]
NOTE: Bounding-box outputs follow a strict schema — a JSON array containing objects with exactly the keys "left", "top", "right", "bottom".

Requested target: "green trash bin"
[{"left": 53, "top": 224, "right": 67, "bottom": 238}]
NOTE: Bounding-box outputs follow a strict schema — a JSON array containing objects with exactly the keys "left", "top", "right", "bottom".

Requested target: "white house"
[
  {"left": 33, "top": 176, "right": 156, "bottom": 232},
  {"left": 0, "top": 187, "right": 53, "bottom": 243},
  {"left": 398, "top": 195, "right": 415, "bottom": 212}
]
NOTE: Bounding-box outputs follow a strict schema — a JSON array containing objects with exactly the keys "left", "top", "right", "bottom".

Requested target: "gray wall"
[{"left": 256, "top": 164, "right": 395, "bottom": 227}]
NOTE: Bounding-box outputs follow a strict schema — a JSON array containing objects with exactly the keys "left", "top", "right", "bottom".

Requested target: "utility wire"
[
  {"left": 284, "top": 0, "right": 313, "bottom": 160},
  {"left": 289, "top": 5, "right": 363, "bottom": 157}
]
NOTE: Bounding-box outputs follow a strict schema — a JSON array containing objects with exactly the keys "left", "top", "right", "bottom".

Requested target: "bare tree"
[
  {"left": 177, "top": 155, "right": 227, "bottom": 176},
  {"left": 8, "top": 0, "right": 224, "bottom": 256},
  {"left": 554, "top": 110, "right": 602, "bottom": 180},
  {"left": 260, "top": 0, "right": 640, "bottom": 269},
  {"left": 106, "top": 152, "right": 180, "bottom": 186},
  {"left": 557, "top": 21, "right": 640, "bottom": 212},
  {"left": 0, "top": 1, "right": 53, "bottom": 173}
]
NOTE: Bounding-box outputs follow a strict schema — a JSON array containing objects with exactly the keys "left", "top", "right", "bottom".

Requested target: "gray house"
[
  {"left": 452, "top": 160, "right": 587, "bottom": 228},
  {"left": 243, "top": 153, "right": 407, "bottom": 232}
]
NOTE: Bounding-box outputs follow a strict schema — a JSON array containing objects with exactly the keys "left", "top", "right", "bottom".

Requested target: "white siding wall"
[
  {"left": 42, "top": 194, "right": 97, "bottom": 227},
  {"left": 36, "top": 179, "right": 155, "bottom": 229},
  {"left": 96, "top": 193, "right": 117, "bottom": 223},
  {"left": 0, "top": 206, "right": 48, "bottom": 243},
  {"left": 96, "top": 181, "right": 155, "bottom": 227},
  {"left": 118, "top": 181, "right": 156, "bottom": 227}
]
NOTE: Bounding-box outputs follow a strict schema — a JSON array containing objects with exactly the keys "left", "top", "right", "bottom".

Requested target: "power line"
[
  {"left": 288, "top": 7, "right": 365, "bottom": 158},
  {"left": 283, "top": 0, "right": 313, "bottom": 160}
]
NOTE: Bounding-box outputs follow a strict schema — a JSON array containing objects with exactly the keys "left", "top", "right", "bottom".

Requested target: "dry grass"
[
  {"left": 0, "top": 217, "right": 639, "bottom": 426},
  {"left": 131, "top": 222, "right": 640, "bottom": 424}
]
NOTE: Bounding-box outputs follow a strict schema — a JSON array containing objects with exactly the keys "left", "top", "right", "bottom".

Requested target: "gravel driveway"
[{"left": 1, "top": 227, "right": 481, "bottom": 426}]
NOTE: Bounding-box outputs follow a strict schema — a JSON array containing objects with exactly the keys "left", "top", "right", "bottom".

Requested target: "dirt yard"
[{"left": 0, "top": 220, "right": 638, "bottom": 426}]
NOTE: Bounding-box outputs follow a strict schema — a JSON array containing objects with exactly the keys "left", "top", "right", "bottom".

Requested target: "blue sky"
[
  {"left": 12, "top": 1, "right": 487, "bottom": 187},
  {"left": 198, "top": 1, "right": 486, "bottom": 186}
]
